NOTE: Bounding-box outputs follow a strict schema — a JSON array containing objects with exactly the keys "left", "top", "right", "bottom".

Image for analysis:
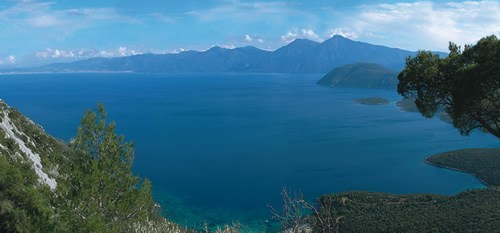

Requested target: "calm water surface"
[{"left": 0, "top": 73, "right": 497, "bottom": 231}]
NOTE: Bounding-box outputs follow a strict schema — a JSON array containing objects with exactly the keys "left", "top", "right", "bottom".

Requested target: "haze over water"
[{"left": 0, "top": 73, "right": 497, "bottom": 230}]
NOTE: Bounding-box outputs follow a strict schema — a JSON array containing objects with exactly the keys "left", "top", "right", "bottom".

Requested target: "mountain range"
[{"left": 14, "top": 36, "right": 440, "bottom": 74}]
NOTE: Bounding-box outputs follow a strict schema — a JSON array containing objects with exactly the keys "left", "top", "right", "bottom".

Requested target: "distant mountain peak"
[
  {"left": 14, "top": 37, "right": 421, "bottom": 73},
  {"left": 329, "top": 34, "right": 349, "bottom": 40},
  {"left": 276, "top": 38, "right": 320, "bottom": 54},
  {"left": 205, "top": 46, "right": 227, "bottom": 53},
  {"left": 287, "top": 38, "right": 320, "bottom": 46},
  {"left": 237, "top": 46, "right": 262, "bottom": 51},
  {"left": 322, "top": 35, "right": 354, "bottom": 44}
]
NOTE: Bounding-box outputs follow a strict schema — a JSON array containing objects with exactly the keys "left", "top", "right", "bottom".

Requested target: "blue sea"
[{"left": 0, "top": 73, "right": 498, "bottom": 231}]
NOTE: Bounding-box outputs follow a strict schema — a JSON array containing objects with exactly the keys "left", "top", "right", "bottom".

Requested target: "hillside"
[
  {"left": 316, "top": 188, "right": 500, "bottom": 233},
  {"left": 317, "top": 63, "right": 399, "bottom": 89},
  {"left": 12, "top": 36, "right": 422, "bottom": 74},
  {"left": 0, "top": 100, "right": 193, "bottom": 233},
  {"left": 0, "top": 99, "right": 67, "bottom": 232},
  {"left": 0, "top": 99, "right": 66, "bottom": 190}
]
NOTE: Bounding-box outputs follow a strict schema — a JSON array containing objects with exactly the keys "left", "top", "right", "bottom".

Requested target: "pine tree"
[
  {"left": 60, "top": 103, "right": 154, "bottom": 232},
  {"left": 398, "top": 35, "right": 500, "bottom": 138}
]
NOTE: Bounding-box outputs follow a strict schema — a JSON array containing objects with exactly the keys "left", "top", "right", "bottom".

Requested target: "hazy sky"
[{"left": 1, "top": 0, "right": 499, "bottom": 66}]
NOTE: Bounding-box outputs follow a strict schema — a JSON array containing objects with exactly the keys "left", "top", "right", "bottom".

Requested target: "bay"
[{"left": 0, "top": 73, "right": 497, "bottom": 231}]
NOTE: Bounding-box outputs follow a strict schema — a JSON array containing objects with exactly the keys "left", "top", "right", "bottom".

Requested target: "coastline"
[
  {"left": 353, "top": 97, "right": 390, "bottom": 105},
  {"left": 423, "top": 157, "right": 491, "bottom": 186}
]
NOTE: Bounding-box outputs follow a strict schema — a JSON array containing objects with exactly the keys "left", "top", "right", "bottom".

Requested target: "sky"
[{"left": 0, "top": 0, "right": 499, "bottom": 67}]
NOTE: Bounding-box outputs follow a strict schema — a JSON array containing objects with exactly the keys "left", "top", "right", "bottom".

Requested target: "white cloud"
[
  {"left": 0, "top": 1, "right": 138, "bottom": 34},
  {"left": 187, "top": 1, "right": 285, "bottom": 20},
  {"left": 117, "top": 47, "right": 142, "bottom": 57},
  {"left": 0, "top": 55, "right": 16, "bottom": 65},
  {"left": 245, "top": 34, "right": 253, "bottom": 42},
  {"left": 7, "top": 55, "right": 16, "bottom": 64},
  {"left": 244, "top": 34, "right": 264, "bottom": 43},
  {"left": 186, "top": 1, "right": 315, "bottom": 25},
  {"left": 167, "top": 48, "right": 186, "bottom": 54},
  {"left": 36, "top": 49, "right": 80, "bottom": 59},
  {"left": 150, "top": 13, "right": 175, "bottom": 23},
  {"left": 26, "top": 14, "right": 63, "bottom": 28},
  {"left": 220, "top": 44, "right": 236, "bottom": 49},
  {"left": 35, "top": 47, "right": 144, "bottom": 60},
  {"left": 326, "top": 28, "right": 358, "bottom": 40},
  {"left": 350, "top": 1, "right": 500, "bottom": 50},
  {"left": 281, "top": 28, "right": 320, "bottom": 43}
]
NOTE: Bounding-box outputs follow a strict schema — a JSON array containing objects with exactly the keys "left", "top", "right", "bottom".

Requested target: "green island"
[
  {"left": 425, "top": 148, "right": 500, "bottom": 186},
  {"left": 353, "top": 97, "right": 390, "bottom": 105},
  {"left": 317, "top": 63, "right": 398, "bottom": 90}
]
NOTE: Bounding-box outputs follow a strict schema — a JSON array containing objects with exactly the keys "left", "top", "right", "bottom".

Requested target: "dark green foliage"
[
  {"left": 427, "top": 148, "right": 500, "bottom": 186},
  {"left": 57, "top": 103, "right": 155, "bottom": 232},
  {"left": 318, "top": 63, "right": 399, "bottom": 89},
  {"left": 398, "top": 35, "right": 500, "bottom": 137},
  {"left": 317, "top": 188, "right": 500, "bottom": 233},
  {"left": 0, "top": 102, "right": 168, "bottom": 233},
  {"left": 0, "top": 155, "right": 57, "bottom": 233},
  {"left": 4, "top": 138, "right": 16, "bottom": 151}
]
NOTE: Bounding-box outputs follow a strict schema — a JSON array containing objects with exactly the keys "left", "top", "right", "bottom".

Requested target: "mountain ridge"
[{"left": 10, "top": 36, "right": 446, "bottom": 74}]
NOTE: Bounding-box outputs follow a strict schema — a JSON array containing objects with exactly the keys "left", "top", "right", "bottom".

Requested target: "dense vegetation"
[
  {"left": 317, "top": 63, "right": 398, "bottom": 89},
  {"left": 0, "top": 101, "right": 65, "bottom": 232},
  {"left": 426, "top": 148, "right": 500, "bottom": 186},
  {"left": 316, "top": 188, "right": 500, "bottom": 233},
  {"left": 0, "top": 101, "right": 193, "bottom": 233},
  {"left": 0, "top": 154, "right": 57, "bottom": 232},
  {"left": 56, "top": 104, "right": 157, "bottom": 232},
  {"left": 398, "top": 35, "right": 500, "bottom": 138}
]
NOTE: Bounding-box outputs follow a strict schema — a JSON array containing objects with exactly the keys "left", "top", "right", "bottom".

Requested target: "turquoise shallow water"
[{"left": 0, "top": 73, "right": 498, "bottom": 231}]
